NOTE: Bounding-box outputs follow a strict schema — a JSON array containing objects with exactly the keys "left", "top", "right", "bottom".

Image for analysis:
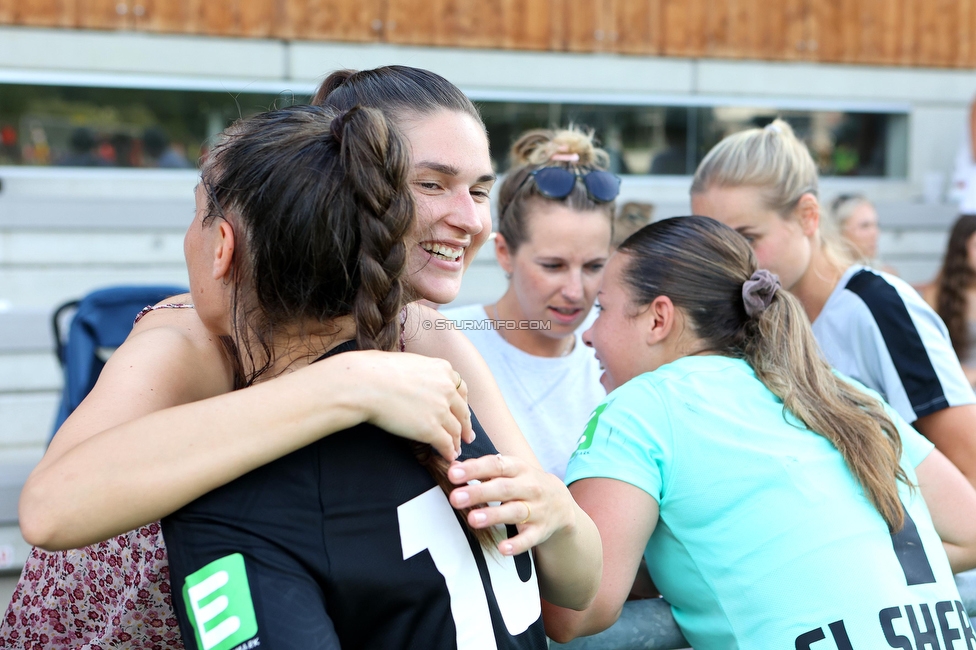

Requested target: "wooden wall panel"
[
  {"left": 14, "top": 0, "right": 75, "bottom": 27},
  {"left": 383, "top": 0, "right": 436, "bottom": 45},
  {"left": 273, "top": 0, "right": 304, "bottom": 39},
  {"left": 563, "top": 0, "right": 610, "bottom": 53},
  {"left": 503, "top": 0, "right": 555, "bottom": 51},
  {"left": 914, "top": 0, "right": 961, "bottom": 67},
  {"left": 0, "top": 0, "right": 14, "bottom": 24},
  {"left": 385, "top": 0, "right": 544, "bottom": 49},
  {"left": 955, "top": 0, "right": 975, "bottom": 66},
  {"left": 437, "top": 0, "right": 508, "bottom": 49},
  {"left": 6, "top": 0, "right": 976, "bottom": 69},
  {"left": 660, "top": 0, "right": 705, "bottom": 58},
  {"left": 135, "top": 0, "right": 191, "bottom": 33},
  {"left": 75, "top": 0, "right": 126, "bottom": 30},
  {"left": 194, "top": 0, "right": 237, "bottom": 36},
  {"left": 612, "top": 0, "right": 661, "bottom": 56},
  {"left": 237, "top": 0, "right": 275, "bottom": 37}
]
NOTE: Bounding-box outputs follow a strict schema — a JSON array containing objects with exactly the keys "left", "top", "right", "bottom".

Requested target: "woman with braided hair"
[
  {"left": 160, "top": 104, "right": 547, "bottom": 649},
  {"left": 546, "top": 216, "right": 976, "bottom": 649},
  {"left": 5, "top": 66, "right": 599, "bottom": 649}
]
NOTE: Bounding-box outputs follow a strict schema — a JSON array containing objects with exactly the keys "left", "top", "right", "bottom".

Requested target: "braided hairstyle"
[{"left": 199, "top": 104, "right": 413, "bottom": 384}]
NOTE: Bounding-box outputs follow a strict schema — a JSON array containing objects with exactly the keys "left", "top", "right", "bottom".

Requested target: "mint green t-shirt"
[{"left": 566, "top": 356, "right": 968, "bottom": 650}]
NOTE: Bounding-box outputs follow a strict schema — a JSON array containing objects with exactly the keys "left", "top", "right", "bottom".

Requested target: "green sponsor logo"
[
  {"left": 575, "top": 402, "right": 608, "bottom": 453},
  {"left": 182, "top": 553, "right": 258, "bottom": 650}
]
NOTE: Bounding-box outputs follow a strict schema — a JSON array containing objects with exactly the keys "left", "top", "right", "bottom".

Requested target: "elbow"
[
  {"left": 542, "top": 599, "right": 620, "bottom": 643},
  {"left": 18, "top": 474, "right": 67, "bottom": 551}
]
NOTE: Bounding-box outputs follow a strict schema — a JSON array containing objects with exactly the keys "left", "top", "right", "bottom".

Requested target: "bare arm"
[
  {"left": 916, "top": 448, "right": 976, "bottom": 572},
  {"left": 542, "top": 478, "right": 658, "bottom": 642},
  {"left": 914, "top": 404, "right": 976, "bottom": 491},
  {"left": 405, "top": 306, "right": 604, "bottom": 610},
  {"left": 21, "top": 304, "right": 472, "bottom": 551}
]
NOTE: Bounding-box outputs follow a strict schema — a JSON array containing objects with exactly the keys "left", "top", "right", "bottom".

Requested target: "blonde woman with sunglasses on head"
[{"left": 444, "top": 128, "right": 618, "bottom": 479}]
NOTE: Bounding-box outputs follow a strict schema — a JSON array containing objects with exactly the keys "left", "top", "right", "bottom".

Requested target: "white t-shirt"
[
  {"left": 812, "top": 265, "right": 976, "bottom": 423},
  {"left": 442, "top": 304, "right": 605, "bottom": 479}
]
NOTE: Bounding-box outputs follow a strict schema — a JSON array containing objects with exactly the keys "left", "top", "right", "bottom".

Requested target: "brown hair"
[
  {"left": 313, "top": 65, "right": 483, "bottom": 130},
  {"left": 202, "top": 104, "right": 411, "bottom": 383},
  {"left": 934, "top": 214, "right": 976, "bottom": 359},
  {"left": 205, "top": 103, "right": 494, "bottom": 544},
  {"left": 497, "top": 127, "right": 615, "bottom": 253},
  {"left": 618, "top": 216, "right": 910, "bottom": 531}
]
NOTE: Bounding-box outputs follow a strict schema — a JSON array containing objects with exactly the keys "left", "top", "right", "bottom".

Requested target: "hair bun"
[{"left": 509, "top": 126, "right": 611, "bottom": 170}]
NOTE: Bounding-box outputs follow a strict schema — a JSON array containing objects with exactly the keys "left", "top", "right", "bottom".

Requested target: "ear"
[
  {"left": 795, "top": 193, "right": 820, "bottom": 237},
  {"left": 494, "top": 233, "right": 514, "bottom": 275},
  {"left": 212, "top": 220, "right": 236, "bottom": 281},
  {"left": 640, "top": 295, "right": 676, "bottom": 346}
]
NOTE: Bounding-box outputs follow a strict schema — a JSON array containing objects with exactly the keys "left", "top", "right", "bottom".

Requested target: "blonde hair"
[
  {"left": 829, "top": 193, "right": 872, "bottom": 229},
  {"left": 620, "top": 216, "right": 909, "bottom": 532},
  {"left": 691, "top": 119, "right": 818, "bottom": 216},
  {"left": 497, "top": 126, "right": 614, "bottom": 252},
  {"left": 691, "top": 118, "right": 852, "bottom": 267}
]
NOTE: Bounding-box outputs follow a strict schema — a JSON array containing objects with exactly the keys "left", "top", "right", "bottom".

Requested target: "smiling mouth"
[
  {"left": 550, "top": 306, "right": 582, "bottom": 317},
  {"left": 421, "top": 242, "right": 463, "bottom": 262}
]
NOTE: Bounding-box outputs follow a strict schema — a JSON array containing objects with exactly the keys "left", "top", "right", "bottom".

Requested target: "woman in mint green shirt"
[{"left": 545, "top": 216, "right": 976, "bottom": 649}]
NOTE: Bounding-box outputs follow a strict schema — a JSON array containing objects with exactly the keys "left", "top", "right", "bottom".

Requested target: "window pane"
[
  {"left": 478, "top": 100, "right": 905, "bottom": 178},
  {"left": 0, "top": 84, "right": 307, "bottom": 167}
]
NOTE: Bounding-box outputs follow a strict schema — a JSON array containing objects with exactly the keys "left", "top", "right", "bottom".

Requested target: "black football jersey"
[{"left": 163, "top": 341, "right": 546, "bottom": 650}]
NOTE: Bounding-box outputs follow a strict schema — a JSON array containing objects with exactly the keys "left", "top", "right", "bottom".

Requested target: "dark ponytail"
[
  {"left": 313, "top": 69, "right": 356, "bottom": 107},
  {"left": 312, "top": 65, "right": 483, "bottom": 129},
  {"left": 618, "top": 216, "right": 909, "bottom": 532},
  {"left": 200, "top": 104, "right": 412, "bottom": 384}
]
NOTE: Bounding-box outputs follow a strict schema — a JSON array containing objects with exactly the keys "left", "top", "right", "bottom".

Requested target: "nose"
[
  {"left": 447, "top": 191, "right": 485, "bottom": 237},
  {"left": 582, "top": 324, "right": 594, "bottom": 348},
  {"left": 562, "top": 269, "right": 584, "bottom": 303}
]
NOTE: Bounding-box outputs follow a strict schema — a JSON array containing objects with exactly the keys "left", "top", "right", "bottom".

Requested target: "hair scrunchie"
[{"left": 742, "top": 269, "right": 781, "bottom": 319}]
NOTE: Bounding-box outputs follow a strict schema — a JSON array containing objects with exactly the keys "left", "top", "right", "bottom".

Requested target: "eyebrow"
[{"left": 416, "top": 160, "right": 496, "bottom": 184}]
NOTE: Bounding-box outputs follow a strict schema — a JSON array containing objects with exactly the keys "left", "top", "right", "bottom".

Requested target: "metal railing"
[{"left": 553, "top": 570, "right": 976, "bottom": 650}]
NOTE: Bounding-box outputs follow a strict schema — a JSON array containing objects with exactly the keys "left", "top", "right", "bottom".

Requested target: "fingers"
[
  {"left": 449, "top": 379, "right": 475, "bottom": 445},
  {"left": 463, "top": 502, "right": 540, "bottom": 557},
  {"left": 447, "top": 453, "right": 519, "bottom": 485}
]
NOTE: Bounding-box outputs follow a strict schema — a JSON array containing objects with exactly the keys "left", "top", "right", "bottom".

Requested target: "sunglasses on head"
[{"left": 526, "top": 166, "right": 621, "bottom": 203}]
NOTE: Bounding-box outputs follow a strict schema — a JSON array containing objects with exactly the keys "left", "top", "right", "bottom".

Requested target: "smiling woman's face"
[{"left": 399, "top": 110, "right": 495, "bottom": 305}]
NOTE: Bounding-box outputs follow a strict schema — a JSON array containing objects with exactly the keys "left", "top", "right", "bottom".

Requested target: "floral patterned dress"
[{"left": 0, "top": 522, "right": 182, "bottom": 649}]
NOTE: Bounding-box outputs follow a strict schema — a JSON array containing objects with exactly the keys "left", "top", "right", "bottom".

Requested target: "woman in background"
[
  {"left": 690, "top": 118, "right": 976, "bottom": 491},
  {"left": 828, "top": 193, "right": 896, "bottom": 274},
  {"left": 444, "top": 127, "right": 616, "bottom": 478},
  {"left": 923, "top": 214, "right": 976, "bottom": 386}
]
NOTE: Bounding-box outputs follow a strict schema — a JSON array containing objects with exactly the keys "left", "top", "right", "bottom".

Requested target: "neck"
[
  {"left": 490, "top": 292, "right": 576, "bottom": 358},
  {"left": 239, "top": 314, "right": 359, "bottom": 381},
  {"left": 790, "top": 242, "right": 845, "bottom": 324}
]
